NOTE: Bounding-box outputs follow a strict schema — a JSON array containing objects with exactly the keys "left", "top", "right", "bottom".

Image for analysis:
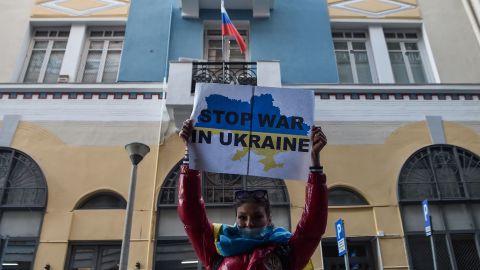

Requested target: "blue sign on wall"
[
  {"left": 422, "top": 200, "right": 432, "bottom": 236},
  {"left": 335, "top": 218, "right": 347, "bottom": 256}
]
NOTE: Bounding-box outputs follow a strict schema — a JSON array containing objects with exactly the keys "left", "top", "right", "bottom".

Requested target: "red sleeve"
[
  {"left": 288, "top": 172, "right": 328, "bottom": 270},
  {"left": 177, "top": 164, "right": 217, "bottom": 269}
]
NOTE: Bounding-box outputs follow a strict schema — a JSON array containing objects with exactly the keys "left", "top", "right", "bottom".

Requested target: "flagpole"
[{"left": 221, "top": 0, "right": 226, "bottom": 83}]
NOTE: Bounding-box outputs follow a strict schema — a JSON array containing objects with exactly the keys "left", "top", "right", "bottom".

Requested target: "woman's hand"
[
  {"left": 179, "top": 119, "right": 193, "bottom": 145},
  {"left": 310, "top": 126, "right": 327, "bottom": 167}
]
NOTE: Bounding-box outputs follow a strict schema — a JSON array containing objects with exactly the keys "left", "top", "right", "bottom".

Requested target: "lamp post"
[{"left": 119, "top": 142, "right": 150, "bottom": 270}]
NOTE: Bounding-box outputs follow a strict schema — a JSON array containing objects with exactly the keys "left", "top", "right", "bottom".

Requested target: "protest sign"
[{"left": 189, "top": 83, "right": 314, "bottom": 180}]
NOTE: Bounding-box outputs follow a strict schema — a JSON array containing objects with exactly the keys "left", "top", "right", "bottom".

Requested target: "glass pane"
[
  {"left": 43, "top": 51, "right": 65, "bottom": 83},
  {"left": 405, "top": 42, "right": 418, "bottom": 50},
  {"left": 404, "top": 204, "right": 446, "bottom": 232},
  {"left": 109, "top": 40, "right": 123, "bottom": 50},
  {"left": 23, "top": 51, "right": 45, "bottom": 83},
  {"left": 79, "top": 193, "right": 126, "bottom": 209},
  {"left": 335, "top": 51, "right": 354, "bottom": 83},
  {"left": 33, "top": 41, "right": 48, "bottom": 49},
  {"left": 90, "top": 41, "right": 105, "bottom": 50},
  {"left": 3, "top": 240, "right": 36, "bottom": 264},
  {"left": 384, "top": 33, "right": 395, "bottom": 39},
  {"left": 208, "top": 40, "right": 222, "bottom": 49},
  {"left": 352, "top": 42, "right": 366, "bottom": 50},
  {"left": 203, "top": 173, "right": 242, "bottom": 204},
  {"left": 34, "top": 31, "right": 48, "bottom": 37},
  {"left": 155, "top": 240, "right": 203, "bottom": 270},
  {"left": 387, "top": 42, "right": 401, "bottom": 50},
  {"left": 432, "top": 147, "right": 464, "bottom": 198},
  {"left": 113, "top": 31, "right": 125, "bottom": 37},
  {"left": 229, "top": 49, "right": 245, "bottom": 62},
  {"left": 334, "top": 41, "right": 348, "bottom": 50},
  {"left": 82, "top": 51, "right": 102, "bottom": 83},
  {"left": 99, "top": 247, "right": 120, "bottom": 270},
  {"left": 328, "top": 188, "right": 368, "bottom": 206},
  {"left": 407, "top": 52, "right": 427, "bottom": 83},
  {"left": 405, "top": 33, "right": 418, "bottom": 39},
  {"left": 71, "top": 247, "right": 96, "bottom": 269},
  {"left": 443, "top": 204, "right": 474, "bottom": 230},
  {"left": 53, "top": 41, "right": 67, "bottom": 49},
  {"left": 58, "top": 31, "right": 70, "bottom": 37},
  {"left": 353, "top": 32, "right": 366, "bottom": 38},
  {"left": 208, "top": 49, "right": 222, "bottom": 62},
  {"left": 354, "top": 52, "right": 372, "bottom": 83},
  {"left": 389, "top": 52, "right": 410, "bottom": 83},
  {"left": 91, "top": 31, "right": 104, "bottom": 37},
  {"left": 332, "top": 32, "right": 343, "bottom": 38},
  {"left": 102, "top": 51, "right": 121, "bottom": 83}
]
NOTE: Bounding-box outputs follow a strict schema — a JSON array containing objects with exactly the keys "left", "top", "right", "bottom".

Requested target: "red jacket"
[{"left": 177, "top": 164, "right": 328, "bottom": 270}]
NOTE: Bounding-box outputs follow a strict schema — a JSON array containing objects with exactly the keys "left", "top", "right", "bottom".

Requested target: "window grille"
[
  {"left": 22, "top": 29, "right": 69, "bottom": 83},
  {"left": 328, "top": 187, "right": 369, "bottom": 206},
  {"left": 0, "top": 147, "right": 47, "bottom": 208},
  {"left": 77, "top": 192, "right": 126, "bottom": 209},
  {"left": 79, "top": 29, "right": 125, "bottom": 83},
  {"left": 399, "top": 145, "right": 480, "bottom": 202},
  {"left": 158, "top": 161, "right": 289, "bottom": 206}
]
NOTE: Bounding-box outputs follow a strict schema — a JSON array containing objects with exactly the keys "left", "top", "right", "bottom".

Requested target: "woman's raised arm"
[{"left": 288, "top": 126, "right": 328, "bottom": 270}]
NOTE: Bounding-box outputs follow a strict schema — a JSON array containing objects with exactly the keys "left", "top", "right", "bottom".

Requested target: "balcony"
[
  {"left": 181, "top": 0, "right": 273, "bottom": 18},
  {"left": 191, "top": 62, "right": 257, "bottom": 93}
]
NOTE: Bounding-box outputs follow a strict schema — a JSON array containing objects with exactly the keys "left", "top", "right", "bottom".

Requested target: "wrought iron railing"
[{"left": 191, "top": 62, "right": 257, "bottom": 93}]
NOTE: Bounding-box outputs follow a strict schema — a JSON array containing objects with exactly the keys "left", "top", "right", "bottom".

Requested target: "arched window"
[
  {"left": 155, "top": 161, "right": 291, "bottom": 269},
  {"left": 158, "top": 161, "right": 289, "bottom": 206},
  {"left": 0, "top": 148, "right": 47, "bottom": 208},
  {"left": 328, "top": 187, "right": 369, "bottom": 206},
  {"left": 0, "top": 147, "right": 47, "bottom": 270},
  {"left": 399, "top": 144, "right": 480, "bottom": 202},
  {"left": 76, "top": 192, "right": 126, "bottom": 209},
  {"left": 399, "top": 145, "right": 480, "bottom": 269}
]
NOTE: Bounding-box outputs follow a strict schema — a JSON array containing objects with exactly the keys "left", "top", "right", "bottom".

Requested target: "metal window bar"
[
  {"left": 0, "top": 187, "right": 47, "bottom": 208},
  {"left": 191, "top": 62, "right": 257, "bottom": 93}
]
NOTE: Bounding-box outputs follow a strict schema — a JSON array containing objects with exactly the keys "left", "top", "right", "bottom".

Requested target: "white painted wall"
[
  {"left": 0, "top": 0, "right": 36, "bottom": 82},
  {"left": 419, "top": 0, "right": 480, "bottom": 83},
  {"left": 60, "top": 24, "right": 87, "bottom": 82}
]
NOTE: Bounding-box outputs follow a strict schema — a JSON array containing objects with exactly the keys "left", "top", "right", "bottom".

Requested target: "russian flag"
[{"left": 221, "top": 2, "right": 247, "bottom": 54}]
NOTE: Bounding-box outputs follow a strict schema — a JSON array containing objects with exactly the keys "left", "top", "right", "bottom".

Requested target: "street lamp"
[{"left": 119, "top": 142, "right": 150, "bottom": 270}]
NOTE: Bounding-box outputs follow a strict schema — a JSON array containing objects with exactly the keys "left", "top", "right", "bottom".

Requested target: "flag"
[{"left": 221, "top": 1, "right": 247, "bottom": 54}]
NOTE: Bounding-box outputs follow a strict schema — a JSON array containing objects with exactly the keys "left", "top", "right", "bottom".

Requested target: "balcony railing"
[{"left": 191, "top": 62, "right": 257, "bottom": 93}]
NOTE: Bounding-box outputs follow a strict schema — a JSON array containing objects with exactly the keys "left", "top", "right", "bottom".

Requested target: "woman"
[{"left": 178, "top": 119, "right": 328, "bottom": 270}]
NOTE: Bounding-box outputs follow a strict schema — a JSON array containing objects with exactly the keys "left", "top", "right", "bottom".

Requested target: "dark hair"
[{"left": 234, "top": 197, "right": 271, "bottom": 218}]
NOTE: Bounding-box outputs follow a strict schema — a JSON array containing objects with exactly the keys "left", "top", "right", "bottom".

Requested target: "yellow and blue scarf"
[{"left": 213, "top": 223, "right": 291, "bottom": 257}]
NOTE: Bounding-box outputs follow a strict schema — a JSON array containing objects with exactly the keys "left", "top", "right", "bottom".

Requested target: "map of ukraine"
[{"left": 194, "top": 94, "right": 310, "bottom": 172}]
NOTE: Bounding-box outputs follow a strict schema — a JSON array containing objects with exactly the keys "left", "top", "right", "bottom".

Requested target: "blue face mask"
[{"left": 236, "top": 225, "right": 272, "bottom": 240}]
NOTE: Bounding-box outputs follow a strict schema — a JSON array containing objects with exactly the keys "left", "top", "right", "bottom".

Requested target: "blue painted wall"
[{"left": 119, "top": 0, "right": 338, "bottom": 84}]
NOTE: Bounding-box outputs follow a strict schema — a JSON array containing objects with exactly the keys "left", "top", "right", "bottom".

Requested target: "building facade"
[{"left": 0, "top": 0, "right": 479, "bottom": 269}]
